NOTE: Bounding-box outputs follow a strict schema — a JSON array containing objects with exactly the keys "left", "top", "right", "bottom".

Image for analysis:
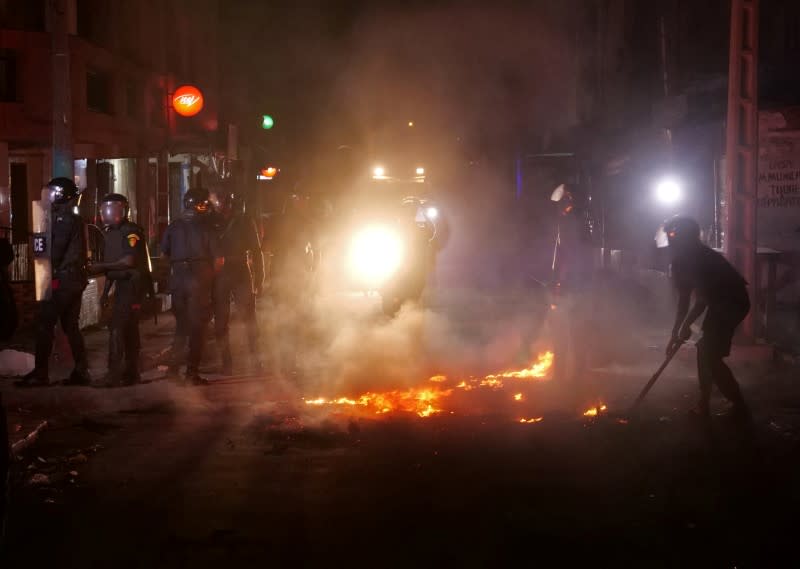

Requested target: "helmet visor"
[
  {"left": 48, "top": 184, "right": 66, "bottom": 204},
  {"left": 100, "top": 201, "right": 126, "bottom": 227}
]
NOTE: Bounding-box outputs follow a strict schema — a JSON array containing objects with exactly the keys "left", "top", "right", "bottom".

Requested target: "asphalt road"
[
  {"left": 3, "top": 282, "right": 799, "bottom": 568},
  {"left": 3, "top": 367, "right": 799, "bottom": 569}
]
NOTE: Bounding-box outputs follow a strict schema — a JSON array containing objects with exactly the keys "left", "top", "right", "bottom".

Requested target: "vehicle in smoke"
[{"left": 320, "top": 173, "right": 443, "bottom": 315}]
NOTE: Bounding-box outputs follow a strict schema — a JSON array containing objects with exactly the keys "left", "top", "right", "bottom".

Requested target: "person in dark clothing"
[
  {"left": 0, "top": 238, "right": 17, "bottom": 342},
  {"left": 17, "top": 177, "right": 90, "bottom": 387},
  {"left": 549, "top": 184, "right": 595, "bottom": 393},
  {"left": 89, "top": 193, "right": 152, "bottom": 387},
  {"left": 660, "top": 215, "right": 751, "bottom": 419},
  {"left": 208, "top": 188, "right": 264, "bottom": 375},
  {"left": 264, "top": 192, "right": 315, "bottom": 375},
  {"left": 161, "top": 188, "right": 222, "bottom": 385}
]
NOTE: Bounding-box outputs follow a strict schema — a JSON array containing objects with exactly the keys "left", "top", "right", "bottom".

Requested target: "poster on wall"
[{"left": 757, "top": 111, "right": 800, "bottom": 252}]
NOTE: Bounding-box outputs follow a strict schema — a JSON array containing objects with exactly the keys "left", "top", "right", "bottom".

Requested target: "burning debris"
[
  {"left": 306, "top": 386, "right": 453, "bottom": 417},
  {"left": 583, "top": 404, "right": 608, "bottom": 417},
  {"left": 518, "top": 417, "right": 544, "bottom": 424},
  {"left": 483, "top": 351, "right": 555, "bottom": 381},
  {"left": 305, "top": 351, "right": 555, "bottom": 418}
]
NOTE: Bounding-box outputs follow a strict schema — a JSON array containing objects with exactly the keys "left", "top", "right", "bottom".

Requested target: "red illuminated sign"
[{"left": 172, "top": 85, "right": 204, "bottom": 117}]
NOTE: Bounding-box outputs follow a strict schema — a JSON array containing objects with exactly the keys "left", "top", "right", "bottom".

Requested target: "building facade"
[{"left": 1, "top": 0, "right": 228, "bottom": 327}]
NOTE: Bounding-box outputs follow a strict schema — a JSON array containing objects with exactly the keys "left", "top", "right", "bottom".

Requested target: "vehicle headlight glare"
[{"left": 349, "top": 226, "right": 404, "bottom": 285}]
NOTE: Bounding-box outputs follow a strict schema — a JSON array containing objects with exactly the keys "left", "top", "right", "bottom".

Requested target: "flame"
[
  {"left": 306, "top": 387, "right": 453, "bottom": 418},
  {"left": 484, "top": 351, "right": 554, "bottom": 380},
  {"left": 479, "top": 377, "right": 504, "bottom": 388},
  {"left": 519, "top": 417, "right": 543, "bottom": 423},
  {"left": 304, "top": 351, "right": 555, "bottom": 419},
  {"left": 583, "top": 404, "right": 608, "bottom": 417}
]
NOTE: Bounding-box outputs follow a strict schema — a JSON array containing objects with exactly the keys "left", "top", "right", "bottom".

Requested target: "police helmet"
[
  {"left": 99, "top": 193, "right": 129, "bottom": 227},
  {"left": 183, "top": 188, "right": 211, "bottom": 215},
  {"left": 47, "top": 177, "right": 80, "bottom": 205},
  {"left": 209, "top": 189, "right": 245, "bottom": 216},
  {"left": 657, "top": 215, "right": 700, "bottom": 249}
]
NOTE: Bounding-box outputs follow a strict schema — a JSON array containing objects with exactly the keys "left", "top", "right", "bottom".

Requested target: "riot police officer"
[
  {"left": 18, "top": 177, "right": 90, "bottom": 387},
  {"left": 161, "top": 188, "right": 222, "bottom": 385},
  {"left": 90, "top": 193, "right": 151, "bottom": 387},
  {"left": 209, "top": 188, "right": 265, "bottom": 375}
]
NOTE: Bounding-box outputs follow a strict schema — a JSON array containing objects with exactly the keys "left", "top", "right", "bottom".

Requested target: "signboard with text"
[{"left": 757, "top": 110, "right": 800, "bottom": 251}]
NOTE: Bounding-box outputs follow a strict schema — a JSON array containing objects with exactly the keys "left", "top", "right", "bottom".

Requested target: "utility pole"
[
  {"left": 723, "top": 0, "right": 759, "bottom": 341},
  {"left": 50, "top": 0, "right": 72, "bottom": 179}
]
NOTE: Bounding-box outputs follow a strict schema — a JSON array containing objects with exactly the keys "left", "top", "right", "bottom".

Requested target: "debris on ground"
[
  {"left": 68, "top": 453, "right": 89, "bottom": 464},
  {"left": 11, "top": 420, "right": 49, "bottom": 456},
  {"left": 28, "top": 473, "right": 50, "bottom": 486}
]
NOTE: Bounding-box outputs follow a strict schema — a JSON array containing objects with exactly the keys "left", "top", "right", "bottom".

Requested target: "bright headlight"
[
  {"left": 425, "top": 206, "right": 438, "bottom": 220},
  {"left": 349, "top": 225, "right": 404, "bottom": 285}
]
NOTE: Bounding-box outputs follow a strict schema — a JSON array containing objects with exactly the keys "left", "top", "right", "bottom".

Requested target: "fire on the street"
[
  {"left": 518, "top": 417, "right": 544, "bottom": 424},
  {"left": 304, "top": 386, "right": 453, "bottom": 418},
  {"left": 583, "top": 404, "right": 608, "bottom": 417},
  {"left": 305, "top": 351, "right": 555, "bottom": 418}
]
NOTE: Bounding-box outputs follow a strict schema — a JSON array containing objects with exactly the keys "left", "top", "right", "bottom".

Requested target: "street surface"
[{"left": 2, "top": 285, "right": 800, "bottom": 568}]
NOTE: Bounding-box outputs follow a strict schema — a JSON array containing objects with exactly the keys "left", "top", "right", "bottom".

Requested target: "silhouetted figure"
[{"left": 660, "top": 215, "right": 750, "bottom": 419}]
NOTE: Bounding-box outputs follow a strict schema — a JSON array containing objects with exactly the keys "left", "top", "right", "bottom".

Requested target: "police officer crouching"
[
  {"left": 89, "top": 194, "right": 152, "bottom": 387},
  {"left": 17, "top": 178, "right": 90, "bottom": 387},
  {"left": 161, "top": 188, "right": 222, "bottom": 385}
]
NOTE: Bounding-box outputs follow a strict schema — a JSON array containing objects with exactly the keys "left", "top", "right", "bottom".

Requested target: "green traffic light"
[{"left": 261, "top": 115, "right": 274, "bottom": 130}]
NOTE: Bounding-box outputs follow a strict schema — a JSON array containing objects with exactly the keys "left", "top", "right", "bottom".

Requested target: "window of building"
[
  {"left": 0, "top": 0, "right": 46, "bottom": 31},
  {"left": 76, "top": 0, "right": 111, "bottom": 47},
  {"left": 86, "top": 69, "right": 112, "bottom": 114},
  {"left": 126, "top": 80, "right": 141, "bottom": 118},
  {"left": 0, "top": 51, "right": 18, "bottom": 102},
  {"left": 150, "top": 88, "right": 166, "bottom": 127}
]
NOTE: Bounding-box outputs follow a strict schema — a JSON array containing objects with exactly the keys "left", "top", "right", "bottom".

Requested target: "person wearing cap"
[
  {"left": 659, "top": 215, "right": 751, "bottom": 420},
  {"left": 160, "top": 188, "right": 223, "bottom": 385},
  {"left": 89, "top": 193, "right": 152, "bottom": 387},
  {"left": 17, "top": 177, "right": 90, "bottom": 387}
]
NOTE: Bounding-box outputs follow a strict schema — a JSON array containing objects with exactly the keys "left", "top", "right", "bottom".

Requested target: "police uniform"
[
  {"left": 35, "top": 203, "right": 89, "bottom": 383},
  {"left": 102, "top": 221, "right": 149, "bottom": 384},
  {"left": 210, "top": 211, "right": 264, "bottom": 373},
  {"left": 161, "top": 215, "right": 219, "bottom": 377}
]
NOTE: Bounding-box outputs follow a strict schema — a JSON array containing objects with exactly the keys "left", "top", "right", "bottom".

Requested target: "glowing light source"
[
  {"left": 655, "top": 178, "right": 682, "bottom": 204},
  {"left": 373, "top": 166, "right": 386, "bottom": 179},
  {"left": 425, "top": 206, "right": 438, "bottom": 220},
  {"left": 172, "top": 85, "right": 204, "bottom": 117},
  {"left": 408, "top": 121, "right": 414, "bottom": 127},
  {"left": 583, "top": 404, "right": 608, "bottom": 417},
  {"left": 261, "top": 114, "right": 275, "bottom": 129},
  {"left": 416, "top": 167, "right": 425, "bottom": 176},
  {"left": 348, "top": 225, "right": 404, "bottom": 285},
  {"left": 258, "top": 166, "right": 278, "bottom": 180}
]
